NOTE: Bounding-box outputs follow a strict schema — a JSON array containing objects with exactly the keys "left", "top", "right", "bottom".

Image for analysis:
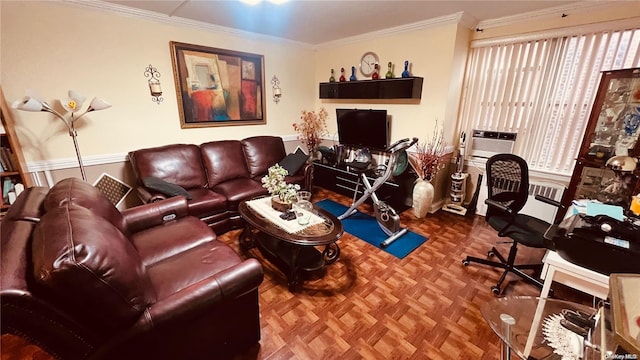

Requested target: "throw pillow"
[
  {"left": 142, "top": 176, "right": 192, "bottom": 200},
  {"left": 279, "top": 148, "right": 309, "bottom": 175}
]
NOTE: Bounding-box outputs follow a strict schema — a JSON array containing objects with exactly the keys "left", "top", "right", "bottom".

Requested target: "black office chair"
[{"left": 462, "top": 153, "right": 564, "bottom": 295}]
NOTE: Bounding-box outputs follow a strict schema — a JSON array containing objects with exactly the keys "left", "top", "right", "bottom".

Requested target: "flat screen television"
[{"left": 336, "top": 109, "right": 389, "bottom": 150}]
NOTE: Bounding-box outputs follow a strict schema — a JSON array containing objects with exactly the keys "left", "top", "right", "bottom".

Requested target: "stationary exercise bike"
[{"left": 338, "top": 137, "right": 418, "bottom": 248}]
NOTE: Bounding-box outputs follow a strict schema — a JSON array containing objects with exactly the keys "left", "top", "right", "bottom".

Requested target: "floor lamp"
[{"left": 13, "top": 90, "right": 111, "bottom": 181}]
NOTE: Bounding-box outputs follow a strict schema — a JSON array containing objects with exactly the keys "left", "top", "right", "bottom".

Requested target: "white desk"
[
  {"left": 523, "top": 251, "right": 609, "bottom": 357},
  {"left": 540, "top": 250, "right": 610, "bottom": 300},
  {"left": 540, "top": 200, "right": 611, "bottom": 300}
]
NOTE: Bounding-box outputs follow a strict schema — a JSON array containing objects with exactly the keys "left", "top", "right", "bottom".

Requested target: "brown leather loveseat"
[
  {"left": 1, "top": 178, "right": 264, "bottom": 359},
  {"left": 129, "top": 135, "right": 312, "bottom": 235}
]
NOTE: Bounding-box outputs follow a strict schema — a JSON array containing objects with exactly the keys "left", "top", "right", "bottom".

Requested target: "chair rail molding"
[{"left": 26, "top": 152, "right": 129, "bottom": 173}]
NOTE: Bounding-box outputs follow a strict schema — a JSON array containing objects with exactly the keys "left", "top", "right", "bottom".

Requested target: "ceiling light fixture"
[{"left": 239, "top": 0, "right": 288, "bottom": 5}]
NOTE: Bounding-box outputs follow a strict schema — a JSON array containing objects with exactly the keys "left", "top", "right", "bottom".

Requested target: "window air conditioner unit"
[{"left": 469, "top": 130, "right": 517, "bottom": 158}]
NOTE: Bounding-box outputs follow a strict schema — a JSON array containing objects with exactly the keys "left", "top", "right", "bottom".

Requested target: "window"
[{"left": 458, "top": 25, "right": 640, "bottom": 177}]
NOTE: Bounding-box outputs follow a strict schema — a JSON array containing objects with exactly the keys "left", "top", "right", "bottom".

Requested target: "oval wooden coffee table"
[{"left": 239, "top": 199, "right": 343, "bottom": 291}]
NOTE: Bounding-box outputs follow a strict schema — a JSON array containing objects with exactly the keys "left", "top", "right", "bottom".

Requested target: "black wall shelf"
[{"left": 319, "top": 77, "right": 423, "bottom": 99}]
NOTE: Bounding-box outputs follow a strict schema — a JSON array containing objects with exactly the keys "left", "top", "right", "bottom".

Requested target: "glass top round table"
[{"left": 481, "top": 296, "right": 599, "bottom": 360}]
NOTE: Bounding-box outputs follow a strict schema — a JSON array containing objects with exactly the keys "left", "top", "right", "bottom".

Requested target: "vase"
[
  {"left": 412, "top": 178, "right": 434, "bottom": 218},
  {"left": 271, "top": 196, "right": 292, "bottom": 212}
]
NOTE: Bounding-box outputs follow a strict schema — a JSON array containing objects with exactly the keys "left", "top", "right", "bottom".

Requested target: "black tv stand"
[{"left": 312, "top": 160, "right": 415, "bottom": 212}]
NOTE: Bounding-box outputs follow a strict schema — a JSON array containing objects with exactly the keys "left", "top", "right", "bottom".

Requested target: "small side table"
[{"left": 540, "top": 250, "right": 609, "bottom": 300}]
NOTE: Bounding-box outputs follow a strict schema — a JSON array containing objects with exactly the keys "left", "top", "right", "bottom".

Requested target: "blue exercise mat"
[{"left": 316, "top": 199, "right": 427, "bottom": 259}]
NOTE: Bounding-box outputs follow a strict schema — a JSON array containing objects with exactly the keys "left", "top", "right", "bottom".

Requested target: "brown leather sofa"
[
  {"left": 129, "top": 135, "right": 313, "bottom": 235},
  {"left": 1, "top": 178, "right": 264, "bottom": 359}
]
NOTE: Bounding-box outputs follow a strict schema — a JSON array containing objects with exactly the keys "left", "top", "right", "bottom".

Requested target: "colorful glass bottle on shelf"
[
  {"left": 371, "top": 63, "right": 379, "bottom": 80},
  {"left": 402, "top": 60, "right": 410, "bottom": 78},
  {"left": 385, "top": 62, "right": 393, "bottom": 79},
  {"left": 329, "top": 69, "right": 336, "bottom": 82},
  {"left": 339, "top": 67, "right": 346, "bottom": 82},
  {"left": 350, "top": 66, "right": 357, "bottom": 81}
]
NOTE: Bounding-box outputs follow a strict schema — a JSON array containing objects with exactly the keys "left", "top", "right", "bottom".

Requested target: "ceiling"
[{"left": 101, "top": 0, "right": 582, "bottom": 45}]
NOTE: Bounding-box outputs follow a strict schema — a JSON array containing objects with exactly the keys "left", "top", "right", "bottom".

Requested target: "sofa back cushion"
[
  {"left": 129, "top": 144, "right": 208, "bottom": 190},
  {"left": 201, "top": 140, "right": 250, "bottom": 186},
  {"left": 43, "top": 178, "right": 128, "bottom": 235},
  {"left": 241, "top": 136, "right": 287, "bottom": 179},
  {"left": 32, "top": 204, "right": 156, "bottom": 331}
]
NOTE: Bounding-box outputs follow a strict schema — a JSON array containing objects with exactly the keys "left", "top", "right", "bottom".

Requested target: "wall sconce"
[
  {"left": 145, "top": 64, "right": 163, "bottom": 105},
  {"left": 271, "top": 75, "right": 282, "bottom": 104},
  {"left": 12, "top": 90, "right": 111, "bottom": 181}
]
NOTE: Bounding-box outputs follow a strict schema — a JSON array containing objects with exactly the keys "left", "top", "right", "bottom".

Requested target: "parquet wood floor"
[{"left": 1, "top": 187, "right": 591, "bottom": 360}]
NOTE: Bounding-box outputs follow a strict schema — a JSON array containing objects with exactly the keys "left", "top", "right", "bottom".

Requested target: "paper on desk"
[
  {"left": 586, "top": 202, "right": 625, "bottom": 221},
  {"left": 246, "top": 197, "right": 325, "bottom": 234}
]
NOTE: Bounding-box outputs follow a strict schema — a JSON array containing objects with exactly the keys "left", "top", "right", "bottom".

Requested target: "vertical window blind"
[{"left": 458, "top": 26, "right": 640, "bottom": 177}]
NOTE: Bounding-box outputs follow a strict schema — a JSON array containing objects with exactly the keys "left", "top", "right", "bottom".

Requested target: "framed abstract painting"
[{"left": 170, "top": 41, "right": 265, "bottom": 128}]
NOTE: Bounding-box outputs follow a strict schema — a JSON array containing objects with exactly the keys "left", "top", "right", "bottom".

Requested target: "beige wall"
[
  {"left": 2, "top": 0, "right": 638, "bottom": 209},
  {"left": 313, "top": 21, "right": 468, "bottom": 145},
  {"left": 1, "top": 1, "right": 316, "bottom": 163}
]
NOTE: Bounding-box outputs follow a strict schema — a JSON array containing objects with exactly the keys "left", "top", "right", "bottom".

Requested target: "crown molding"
[
  {"left": 476, "top": 1, "right": 622, "bottom": 30},
  {"left": 316, "top": 12, "right": 465, "bottom": 49},
  {"left": 61, "top": 0, "right": 314, "bottom": 49}
]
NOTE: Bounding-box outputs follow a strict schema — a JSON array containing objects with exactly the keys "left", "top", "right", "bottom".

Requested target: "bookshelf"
[{"left": 1, "top": 86, "right": 33, "bottom": 215}]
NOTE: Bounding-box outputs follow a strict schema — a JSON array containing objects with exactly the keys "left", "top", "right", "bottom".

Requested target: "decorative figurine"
[
  {"left": 385, "top": 62, "right": 393, "bottom": 79},
  {"left": 339, "top": 67, "right": 346, "bottom": 82},
  {"left": 371, "top": 63, "right": 380, "bottom": 80},
  {"left": 350, "top": 66, "right": 357, "bottom": 81},
  {"left": 402, "top": 60, "right": 411, "bottom": 78},
  {"left": 329, "top": 68, "right": 336, "bottom": 82}
]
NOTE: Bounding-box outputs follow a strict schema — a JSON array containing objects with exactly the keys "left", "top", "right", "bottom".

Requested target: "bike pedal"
[
  {"left": 560, "top": 319, "right": 589, "bottom": 337},
  {"left": 561, "top": 309, "right": 595, "bottom": 329},
  {"left": 564, "top": 312, "right": 595, "bottom": 329}
]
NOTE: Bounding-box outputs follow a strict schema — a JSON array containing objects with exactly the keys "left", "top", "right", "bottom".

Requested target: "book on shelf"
[
  {"left": 2, "top": 178, "right": 23, "bottom": 205},
  {"left": 0, "top": 146, "right": 17, "bottom": 172}
]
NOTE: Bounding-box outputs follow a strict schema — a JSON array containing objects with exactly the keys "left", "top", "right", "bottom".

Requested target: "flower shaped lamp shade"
[{"left": 12, "top": 90, "right": 111, "bottom": 181}]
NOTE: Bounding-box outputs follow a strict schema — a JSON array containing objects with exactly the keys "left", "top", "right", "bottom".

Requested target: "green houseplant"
[{"left": 261, "top": 164, "right": 301, "bottom": 211}]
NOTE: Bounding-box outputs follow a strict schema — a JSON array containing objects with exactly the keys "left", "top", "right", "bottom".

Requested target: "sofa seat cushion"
[
  {"left": 131, "top": 216, "right": 216, "bottom": 267},
  {"left": 32, "top": 204, "right": 156, "bottom": 330},
  {"left": 211, "top": 178, "right": 267, "bottom": 211},
  {"left": 146, "top": 240, "right": 245, "bottom": 300},
  {"left": 186, "top": 188, "right": 228, "bottom": 219}
]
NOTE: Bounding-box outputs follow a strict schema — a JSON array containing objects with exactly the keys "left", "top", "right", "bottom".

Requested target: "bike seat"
[{"left": 345, "top": 161, "right": 371, "bottom": 171}]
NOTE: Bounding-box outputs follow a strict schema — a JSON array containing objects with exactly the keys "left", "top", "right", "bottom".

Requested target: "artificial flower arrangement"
[
  {"left": 292, "top": 107, "right": 329, "bottom": 156},
  {"left": 261, "top": 164, "right": 301, "bottom": 203},
  {"left": 408, "top": 121, "right": 447, "bottom": 181}
]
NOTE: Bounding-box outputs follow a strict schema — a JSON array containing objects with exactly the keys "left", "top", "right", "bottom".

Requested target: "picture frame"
[{"left": 170, "top": 41, "right": 266, "bottom": 128}]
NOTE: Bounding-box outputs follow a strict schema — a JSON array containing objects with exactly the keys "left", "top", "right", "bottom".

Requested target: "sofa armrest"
[
  {"left": 302, "top": 162, "right": 314, "bottom": 192},
  {"left": 121, "top": 196, "right": 190, "bottom": 233},
  {"left": 143, "top": 259, "right": 263, "bottom": 325},
  {"left": 135, "top": 186, "right": 167, "bottom": 204}
]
